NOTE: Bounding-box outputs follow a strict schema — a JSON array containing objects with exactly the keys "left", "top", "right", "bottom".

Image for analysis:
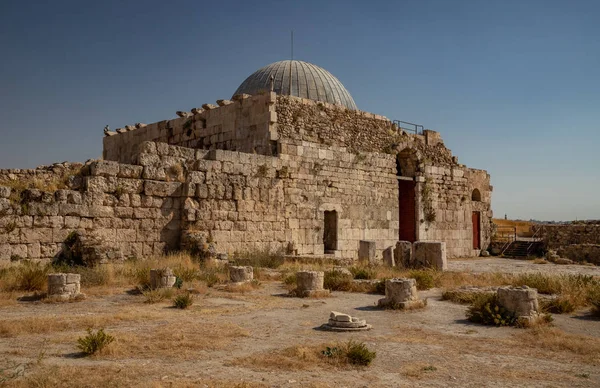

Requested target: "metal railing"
[
  {"left": 393, "top": 120, "right": 424, "bottom": 135},
  {"left": 492, "top": 226, "right": 517, "bottom": 256}
]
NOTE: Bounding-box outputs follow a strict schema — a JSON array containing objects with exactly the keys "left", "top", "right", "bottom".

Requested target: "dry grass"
[
  {"left": 223, "top": 281, "right": 261, "bottom": 293},
  {"left": 493, "top": 218, "right": 535, "bottom": 237},
  {"left": 0, "top": 308, "right": 164, "bottom": 338},
  {"left": 103, "top": 321, "right": 249, "bottom": 360},
  {"left": 230, "top": 341, "right": 373, "bottom": 371},
  {"left": 533, "top": 258, "right": 550, "bottom": 264}
]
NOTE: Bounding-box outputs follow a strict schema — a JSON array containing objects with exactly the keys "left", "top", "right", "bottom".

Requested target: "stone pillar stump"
[
  {"left": 359, "top": 240, "right": 376, "bottom": 263},
  {"left": 47, "top": 273, "right": 82, "bottom": 300},
  {"left": 229, "top": 266, "right": 253, "bottom": 283},
  {"left": 413, "top": 241, "right": 447, "bottom": 270},
  {"left": 497, "top": 286, "right": 540, "bottom": 322},
  {"left": 378, "top": 278, "right": 424, "bottom": 309},
  {"left": 294, "top": 271, "right": 329, "bottom": 297},
  {"left": 150, "top": 268, "right": 176, "bottom": 289},
  {"left": 394, "top": 241, "right": 412, "bottom": 267}
]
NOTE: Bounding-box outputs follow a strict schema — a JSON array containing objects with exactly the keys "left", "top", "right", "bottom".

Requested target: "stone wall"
[
  {"left": 103, "top": 93, "right": 277, "bottom": 164},
  {"left": 537, "top": 224, "right": 600, "bottom": 265},
  {"left": 1, "top": 140, "right": 399, "bottom": 262}
]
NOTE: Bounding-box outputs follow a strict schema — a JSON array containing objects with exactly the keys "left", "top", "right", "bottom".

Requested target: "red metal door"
[
  {"left": 398, "top": 180, "right": 416, "bottom": 242},
  {"left": 472, "top": 211, "right": 481, "bottom": 249}
]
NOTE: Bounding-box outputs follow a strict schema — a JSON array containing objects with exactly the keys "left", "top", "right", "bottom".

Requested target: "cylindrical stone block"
[
  {"left": 149, "top": 268, "right": 176, "bottom": 289},
  {"left": 296, "top": 271, "right": 325, "bottom": 292},
  {"left": 47, "top": 273, "right": 81, "bottom": 299},
  {"left": 378, "top": 278, "right": 422, "bottom": 309},
  {"left": 229, "top": 266, "right": 253, "bottom": 283},
  {"left": 497, "top": 286, "right": 539, "bottom": 317},
  {"left": 384, "top": 278, "right": 418, "bottom": 302}
]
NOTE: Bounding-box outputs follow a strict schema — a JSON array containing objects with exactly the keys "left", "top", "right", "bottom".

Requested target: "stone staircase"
[{"left": 502, "top": 240, "right": 543, "bottom": 257}]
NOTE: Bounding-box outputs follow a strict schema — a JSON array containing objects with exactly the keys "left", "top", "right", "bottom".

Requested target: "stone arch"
[
  {"left": 472, "top": 188, "right": 482, "bottom": 202},
  {"left": 396, "top": 148, "right": 421, "bottom": 178}
]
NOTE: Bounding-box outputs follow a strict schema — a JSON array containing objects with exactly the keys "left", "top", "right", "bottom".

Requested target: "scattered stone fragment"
[{"left": 320, "top": 311, "right": 372, "bottom": 331}]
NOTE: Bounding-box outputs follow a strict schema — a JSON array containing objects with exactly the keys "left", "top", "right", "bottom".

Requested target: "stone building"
[{"left": 0, "top": 60, "right": 493, "bottom": 262}]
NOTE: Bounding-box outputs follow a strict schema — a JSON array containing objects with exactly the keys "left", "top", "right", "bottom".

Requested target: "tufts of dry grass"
[
  {"left": 102, "top": 321, "right": 249, "bottom": 360},
  {"left": 223, "top": 280, "right": 261, "bottom": 293},
  {"left": 231, "top": 341, "right": 375, "bottom": 371}
]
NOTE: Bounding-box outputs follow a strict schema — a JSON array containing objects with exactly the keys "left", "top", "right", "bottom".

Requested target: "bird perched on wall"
[
  {"left": 191, "top": 108, "right": 203, "bottom": 115},
  {"left": 116, "top": 128, "right": 126, "bottom": 134},
  {"left": 135, "top": 123, "right": 147, "bottom": 129},
  {"left": 125, "top": 125, "right": 135, "bottom": 131},
  {"left": 176, "top": 111, "right": 191, "bottom": 118},
  {"left": 103, "top": 125, "right": 110, "bottom": 134}
]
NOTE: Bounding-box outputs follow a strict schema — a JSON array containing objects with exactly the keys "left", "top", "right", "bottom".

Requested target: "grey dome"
[{"left": 234, "top": 60, "right": 358, "bottom": 110}]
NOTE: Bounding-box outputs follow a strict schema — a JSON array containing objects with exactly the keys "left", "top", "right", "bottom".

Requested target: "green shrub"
[
  {"left": 133, "top": 267, "right": 151, "bottom": 290},
  {"left": 77, "top": 328, "right": 114, "bottom": 355},
  {"left": 173, "top": 293, "right": 194, "bottom": 309},
  {"left": 466, "top": 294, "right": 517, "bottom": 326},
  {"left": 324, "top": 270, "right": 354, "bottom": 291},
  {"left": 408, "top": 270, "right": 436, "bottom": 290},
  {"left": 16, "top": 261, "right": 49, "bottom": 291},
  {"left": 349, "top": 266, "right": 376, "bottom": 280},
  {"left": 345, "top": 340, "right": 377, "bottom": 366},
  {"left": 541, "top": 297, "right": 576, "bottom": 314}
]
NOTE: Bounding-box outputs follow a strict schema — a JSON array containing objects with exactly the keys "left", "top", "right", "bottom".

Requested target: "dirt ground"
[{"left": 1, "top": 258, "right": 599, "bottom": 387}]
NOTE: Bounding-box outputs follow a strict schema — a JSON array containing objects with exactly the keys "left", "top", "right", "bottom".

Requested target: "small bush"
[
  {"left": 349, "top": 266, "right": 376, "bottom": 280},
  {"left": 15, "top": 261, "right": 49, "bottom": 291},
  {"left": 283, "top": 273, "right": 297, "bottom": 288},
  {"left": 77, "top": 328, "right": 114, "bottom": 355},
  {"left": 345, "top": 340, "right": 377, "bottom": 366},
  {"left": 174, "top": 266, "right": 198, "bottom": 282},
  {"left": 198, "top": 268, "right": 221, "bottom": 287},
  {"left": 324, "top": 270, "right": 354, "bottom": 291},
  {"left": 173, "top": 293, "right": 194, "bottom": 309},
  {"left": 374, "top": 279, "right": 387, "bottom": 295},
  {"left": 143, "top": 288, "right": 174, "bottom": 304},
  {"left": 466, "top": 294, "right": 517, "bottom": 326},
  {"left": 408, "top": 269, "right": 436, "bottom": 290},
  {"left": 320, "top": 341, "right": 376, "bottom": 367},
  {"left": 588, "top": 287, "right": 600, "bottom": 317},
  {"left": 541, "top": 297, "right": 576, "bottom": 314}
]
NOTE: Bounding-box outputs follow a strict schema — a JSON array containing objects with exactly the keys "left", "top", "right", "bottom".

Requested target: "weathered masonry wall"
[
  {"left": 103, "top": 93, "right": 277, "bottom": 164},
  {"left": 418, "top": 166, "right": 493, "bottom": 257},
  {"left": 536, "top": 224, "right": 600, "bottom": 265},
  {"left": 1, "top": 141, "right": 398, "bottom": 262}
]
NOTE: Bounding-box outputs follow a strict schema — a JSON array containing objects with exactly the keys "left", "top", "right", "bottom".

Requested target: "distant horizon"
[{"left": 1, "top": 0, "right": 598, "bottom": 221}]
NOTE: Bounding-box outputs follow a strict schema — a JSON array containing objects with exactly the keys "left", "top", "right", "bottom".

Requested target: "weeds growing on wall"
[{"left": 421, "top": 178, "right": 436, "bottom": 223}]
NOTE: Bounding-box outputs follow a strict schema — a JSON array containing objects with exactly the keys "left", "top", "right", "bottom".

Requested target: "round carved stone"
[
  {"left": 229, "top": 266, "right": 253, "bottom": 283},
  {"left": 497, "top": 286, "right": 539, "bottom": 317},
  {"left": 294, "top": 271, "right": 328, "bottom": 297}
]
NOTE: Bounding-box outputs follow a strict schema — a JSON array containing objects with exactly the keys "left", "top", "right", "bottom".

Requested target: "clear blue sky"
[{"left": 1, "top": 0, "right": 598, "bottom": 221}]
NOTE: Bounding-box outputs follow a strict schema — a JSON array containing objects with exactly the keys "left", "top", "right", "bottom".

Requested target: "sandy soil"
[{"left": 1, "top": 258, "right": 599, "bottom": 387}]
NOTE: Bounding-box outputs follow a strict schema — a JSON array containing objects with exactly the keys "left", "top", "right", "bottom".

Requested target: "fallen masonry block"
[
  {"left": 358, "top": 240, "right": 376, "bottom": 264},
  {"left": 497, "top": 286, "right": 543, "bottom": 325},
  {"left": 413, "top": 241, "right": 447, "bottom": 270},
  {"left": 394, "top": 241, "right": 412, "bottom": 267}
]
